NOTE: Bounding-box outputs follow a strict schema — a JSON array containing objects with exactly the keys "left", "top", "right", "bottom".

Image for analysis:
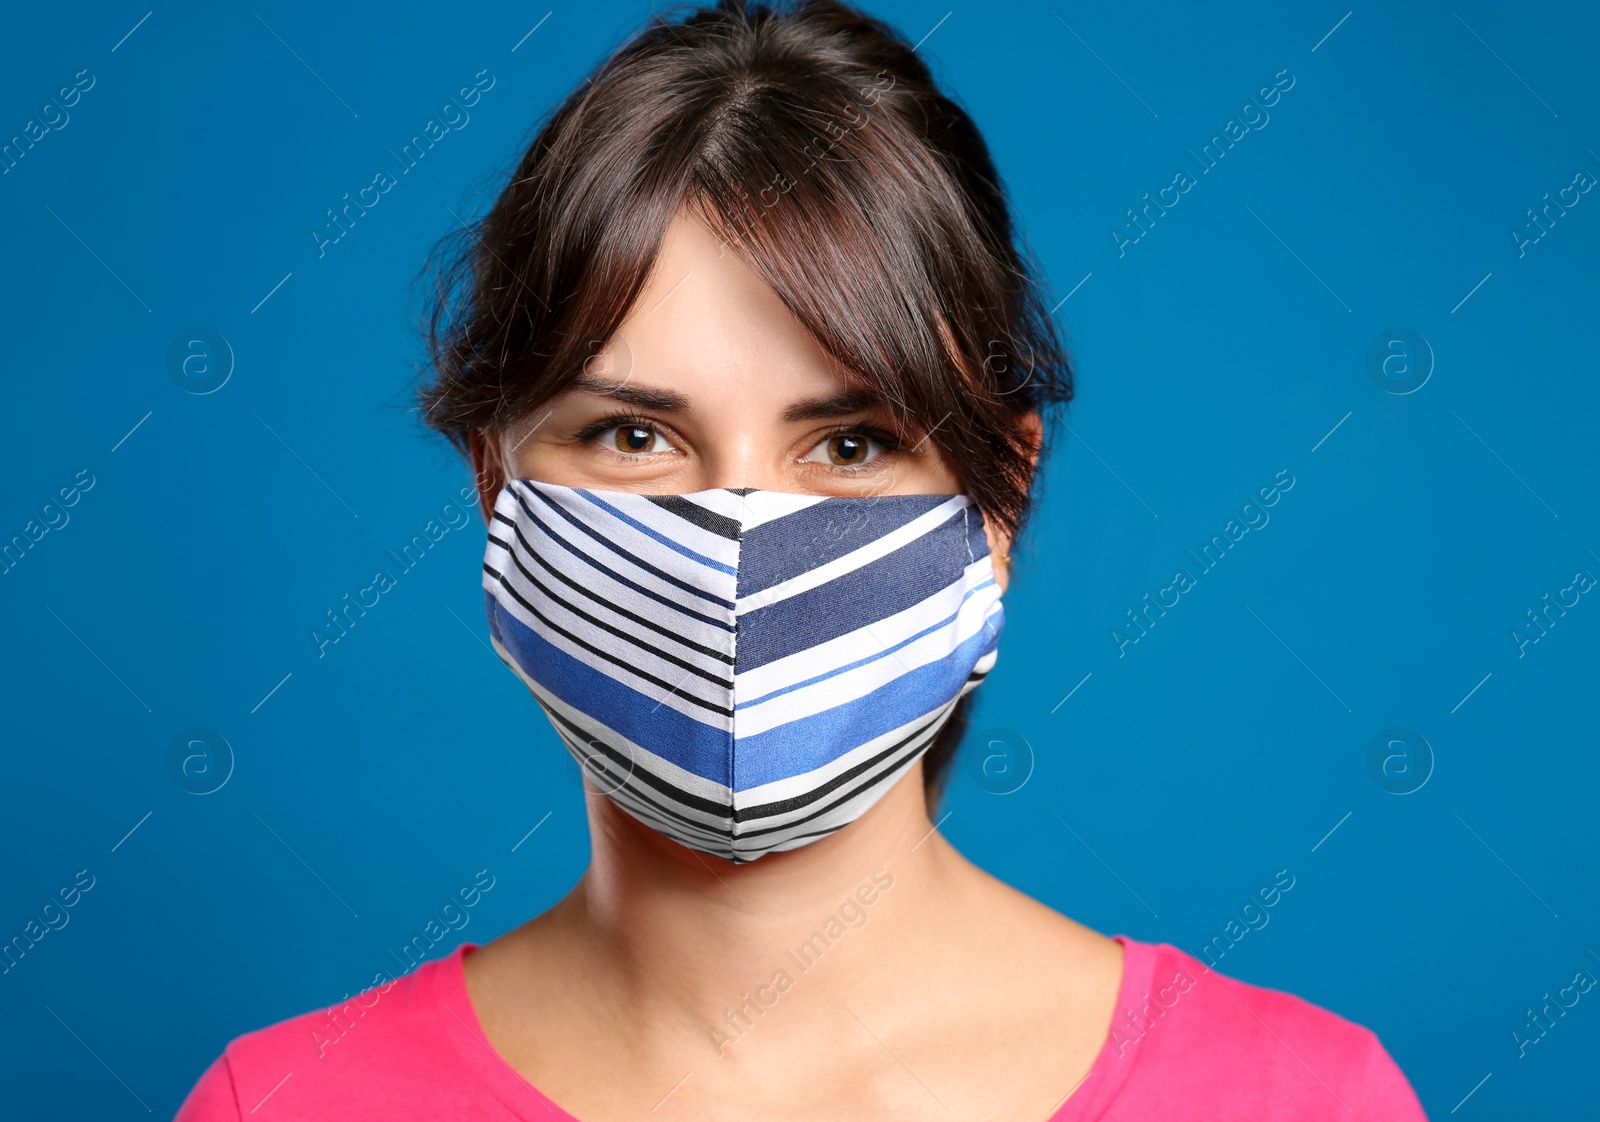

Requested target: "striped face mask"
[{"left": 482, "top": 479, "right": 1004, "bottom": 862}]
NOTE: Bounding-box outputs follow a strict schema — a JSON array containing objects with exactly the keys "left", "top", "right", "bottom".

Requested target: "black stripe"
[
  {"left": 736, "top": 815, "right": 876, "bottom": 858},
  {"left": 646, "top": 494, "right": 742, "bottom": 540},
  {"left": 535, "top": 696, "right": 735, "bottom": 819},
  {"left": 538, "top": 685, "right": 958, "bottom": 838},
  {"left": 551, "top": 731, "right": 735, "bottom": 850},
  {"left": 605, "top": 786, "right": 736, "bottom": 855},
  {"left": 490, "top": 520, "right": 733, "bottom": 664},
  {"left": 490, "top": 553, "right": 732, "bottom": 685},
  {"left": 537, "top": 684, "right": 938, "bottom": 839},
  {"left": 726, "top": 728, "right": 942, "bottom": 858},
  {"left": 551, "top": 711, "right": 921, "bottom": 864},
  {"left": 542, "top": 699, "right": 951, "bottom": 862},
  {"left": 486, "top": 565, "right": 734, "bottom": 716},
  {"left": 731, "top": 701, "right": 953, "bottom": 827}
]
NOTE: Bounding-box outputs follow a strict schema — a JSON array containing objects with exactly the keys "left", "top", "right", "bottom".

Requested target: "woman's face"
[{"left": 475, "top": 209, "right": 1016, "bottom": 579}]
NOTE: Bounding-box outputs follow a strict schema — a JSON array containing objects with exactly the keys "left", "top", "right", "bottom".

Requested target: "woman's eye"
[
  {"left": 597, "top": 424, "right": 674, "bottom": 455},
  {"left": 806, "top": 432, "right": 885, "bottom": 467}
]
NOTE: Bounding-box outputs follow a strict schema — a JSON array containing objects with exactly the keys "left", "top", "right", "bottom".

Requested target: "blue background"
[{"left": 2, "top": 2, "right": 1596, "bottom": 1117}]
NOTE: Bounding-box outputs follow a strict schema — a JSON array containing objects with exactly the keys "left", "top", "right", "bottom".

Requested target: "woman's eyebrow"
[
  {"left": 782, "top": 388, "right": 881, "bottom": 422},
  {"left": 568, "top": 373, "right": 689, "bottom": 410}
]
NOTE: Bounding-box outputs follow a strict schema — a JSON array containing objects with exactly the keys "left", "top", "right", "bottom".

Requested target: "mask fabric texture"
[{"left": 482, "top": 479, "right": 1004, "bottom": 862}]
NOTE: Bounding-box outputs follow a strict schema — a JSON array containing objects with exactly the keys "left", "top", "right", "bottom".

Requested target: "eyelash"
[
  {"left": 572, "top": 412, "right": 904, "bottom": 466},
  {"left": 573, "top": 412, "right": 663, "bottom": 448}
]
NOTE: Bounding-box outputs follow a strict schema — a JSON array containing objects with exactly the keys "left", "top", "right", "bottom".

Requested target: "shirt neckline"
[
  {"left": 1048, "top": 933, "right": 1155, "bottom": 1119},
  {"left": 434, "top": 932, "right": 1155, "bottom": 1121}
]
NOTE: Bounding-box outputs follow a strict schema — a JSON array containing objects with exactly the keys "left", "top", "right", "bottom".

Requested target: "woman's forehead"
[{"left": 568, "top": 212, "right": 876, "bottom": 413}]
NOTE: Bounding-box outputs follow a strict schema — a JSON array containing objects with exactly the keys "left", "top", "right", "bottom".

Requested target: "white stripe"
[
  {"left": 496, "top": 484, "right": 733, "bottom": 619},
  {"left": 662, "top": 489, "right": 763, "bottom": 524},
  {"left": 725, "top": 489, "right": 829, "bottom": 530},
  {"left": 605, "top": 491, "right": 742, "bottom": 567},
  {"left": 492, "top": 517, "right": 735, "bottom": 652}
]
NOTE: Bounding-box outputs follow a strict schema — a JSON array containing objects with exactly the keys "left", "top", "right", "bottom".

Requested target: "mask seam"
[{"left": 728, "top": 508, "right": 743, "bottom": 846}]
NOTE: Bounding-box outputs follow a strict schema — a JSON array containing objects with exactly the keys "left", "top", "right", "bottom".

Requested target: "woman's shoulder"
[
  {"left": 174, "top": 943, "right": 478, "bottom": 1121},
  {"left": 1087, "top": 936, "right": 1426, "bottom": 1119}
]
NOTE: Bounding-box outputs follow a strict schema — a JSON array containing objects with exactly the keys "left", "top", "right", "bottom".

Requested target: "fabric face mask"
[{"left": 482, "top": 479, "right": 1004, "bottom": 862}]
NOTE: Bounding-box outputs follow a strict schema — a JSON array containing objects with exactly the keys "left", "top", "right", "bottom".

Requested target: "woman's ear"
[
  {"left": 1018, "top": 409, "right": 1044, "bottom": 467},
  {"left": 983, "top": 410, "right": 1043, "bottom": 593},
  {"left": 983, "top": 517, "right": 1013, "bottom": 592},
  {"left": 467, "top": 429, "right": 505, "bottom": 525}
]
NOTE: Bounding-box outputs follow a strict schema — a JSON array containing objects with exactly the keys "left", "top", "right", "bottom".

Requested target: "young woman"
[{"left": 178, "top": 2, "right": 1426, "bottom": 1118}]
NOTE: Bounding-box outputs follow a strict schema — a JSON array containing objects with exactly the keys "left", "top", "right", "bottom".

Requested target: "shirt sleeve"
[
  {"left": 173, "top": 1052, "right": 243, "bottom": 1122},
  {"left": 1353, "top": 1031, "right": 1428, "bottom": 1120}
]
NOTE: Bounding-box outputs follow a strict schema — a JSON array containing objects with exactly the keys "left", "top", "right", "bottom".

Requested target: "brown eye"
[
  {"left": 826, "top": 434, "right": 872, "bottom": 465},
  {"left": 804, "top": 431, "right": 888, "bottom": 468},
  {"left": 614, "top": 425, "right": 656, "bottom": 453},
  {"left": 589, "top": 421, "right": 679, "bottom": 458}
]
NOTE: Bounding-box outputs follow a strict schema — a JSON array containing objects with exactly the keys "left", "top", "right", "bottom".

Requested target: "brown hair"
[{"left": 414, "top": 0, "right": 1074, "bottom": 810}]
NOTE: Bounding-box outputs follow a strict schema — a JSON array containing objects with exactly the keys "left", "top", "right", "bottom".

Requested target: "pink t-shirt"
[{"left": 174, "top": 936, "right": 1426, "bottom": 1120}]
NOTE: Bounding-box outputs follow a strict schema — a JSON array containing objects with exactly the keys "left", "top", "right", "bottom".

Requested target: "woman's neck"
[
  {"left": 539, "top": 763, "right": 978, "bottom": 1053},
  {"left": 466, "top": 762, "right": 1126, "bottom": 1120}
]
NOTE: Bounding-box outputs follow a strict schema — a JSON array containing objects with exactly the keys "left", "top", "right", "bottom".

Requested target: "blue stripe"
[
  {"left": 577, "top": 489, "right": 737, "bottom": 576},
  {"left": 487, "top": 589, "right": 735, "bottom": 784},
  {"left": 735, "top": 580, "right": 999, "bottom": 709},
  {"left": 736, "top": 494, "right": 955, "bottom": 599},
  {"left": 731, "top": 620, "right": 1003, "bottom": 790},
  {"left": 525, "top": 485, "right": 735, "bottom": 610},
  {"left": 734, "top": 508, "right": 975, "bottom": 672}
]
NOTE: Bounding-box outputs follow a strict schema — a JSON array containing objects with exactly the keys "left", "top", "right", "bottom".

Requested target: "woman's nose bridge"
[{"left": 695, "top": 425, "right": 785, "bottom": 492}]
